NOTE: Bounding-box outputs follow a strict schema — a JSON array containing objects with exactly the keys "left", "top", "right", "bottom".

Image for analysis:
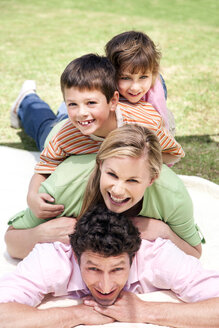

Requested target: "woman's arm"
[
  {"left": 5, "top": 217, "right": 77, "bottom": 259},
  {"left": 131, "top": 217, "right": 202, "bottom": 258}
]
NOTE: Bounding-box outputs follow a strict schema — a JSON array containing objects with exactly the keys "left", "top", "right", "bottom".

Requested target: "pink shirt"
[
  {"left": 141, "top": 77, "right": 169, "bottom": 130},
  {"left": 0, "top": 239, "right": 218, "bottom": 306}
]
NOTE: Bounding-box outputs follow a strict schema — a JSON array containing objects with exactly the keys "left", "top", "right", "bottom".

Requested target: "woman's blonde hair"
[{"left": 79, "top": 124, "right": 162, "bottom": 218}]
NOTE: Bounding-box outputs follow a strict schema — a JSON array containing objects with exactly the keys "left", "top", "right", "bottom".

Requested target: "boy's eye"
[
  {"left": 88, "top": 101, "right": 97, "bottom": 105},
  {"left": 68, "top": 102, "right": 77, "bottom": 107}
]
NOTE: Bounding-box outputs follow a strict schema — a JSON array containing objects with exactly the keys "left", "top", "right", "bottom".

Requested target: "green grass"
[{"left": 0, "top": 0, "right": 218, "bottom": 183}]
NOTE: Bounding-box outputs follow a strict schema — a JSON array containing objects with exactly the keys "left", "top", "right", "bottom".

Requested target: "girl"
[
  {"left": 5, "top": 125, "right": 202, "bottom": 259},
  {"left": 105, "top": 30, "right": 175, "bottom": 135}
]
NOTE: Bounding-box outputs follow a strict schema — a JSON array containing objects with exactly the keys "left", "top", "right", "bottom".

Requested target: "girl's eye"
[
  {"left": 140, "top": 76, "right": 148, "bottom": 79},
  {"left": 120, "top": 76, "right": 130, "bottom": 80}
]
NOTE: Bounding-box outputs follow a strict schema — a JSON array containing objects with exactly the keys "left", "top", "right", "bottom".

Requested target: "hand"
[
  {"left": 85, "top": 291, "right": 145, "bottom": 323},
  {"left": 36, "top": 217, "right": 77, "bottom": 244},
  {"left": 28, "top": 192, "right": 64, "bottom": 219},
  {"left": 76, "top": 304, "right": 114, "bottom": 325},
  {"left": 131, "top": 216, "right": 169, "bottom": 240}
]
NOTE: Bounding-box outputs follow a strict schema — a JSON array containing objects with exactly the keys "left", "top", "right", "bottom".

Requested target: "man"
[{"left": 0, "top": 205, "right": 219, "bottom": 328}]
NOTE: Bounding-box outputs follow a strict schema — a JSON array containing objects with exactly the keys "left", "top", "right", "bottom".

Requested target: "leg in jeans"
[{"left": 18, "top": 94, "right": 59, "bottom": 151}]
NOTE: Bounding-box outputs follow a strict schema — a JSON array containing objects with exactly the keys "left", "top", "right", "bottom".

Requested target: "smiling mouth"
[
  {"left": 108, "top": 192, "right": 130, "bottom": 205},
  {"left": 78, "top": 119, "right": 95, "bottom": 126},
  {"left": 128, "top": 92, "right": 141, "bottom": 97}
]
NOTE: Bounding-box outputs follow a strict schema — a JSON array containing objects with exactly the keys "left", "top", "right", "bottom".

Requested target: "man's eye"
[
  {"left": 113, "top": 268, "right": 123, "bottom": 272},
  {"left": 88, "top": 101, "right": 97, "bottom": 105},
  {"left": 89, "top": 267, "right": 99, "bottom": 271}
]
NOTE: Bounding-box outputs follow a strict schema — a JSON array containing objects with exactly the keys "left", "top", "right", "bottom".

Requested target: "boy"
[{"left": 11, "top": 54, "right": 184, "bottom": 218}]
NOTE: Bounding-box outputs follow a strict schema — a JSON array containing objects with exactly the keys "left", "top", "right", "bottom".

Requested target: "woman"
[{"left": 5, "top": 125, "right": 202, "bottom": 259}]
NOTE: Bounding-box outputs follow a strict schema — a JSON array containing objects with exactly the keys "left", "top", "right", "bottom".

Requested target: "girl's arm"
[
  {"left": 131, "top": 216, "right": 202, "bottom": 258},
  {"left": 5, "top": 217, "right": 77, "bottom": 259}
]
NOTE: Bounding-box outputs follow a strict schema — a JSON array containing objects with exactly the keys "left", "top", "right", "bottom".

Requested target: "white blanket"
[{"left": 0, "top": 146, "right": 219, "bottom": 327}]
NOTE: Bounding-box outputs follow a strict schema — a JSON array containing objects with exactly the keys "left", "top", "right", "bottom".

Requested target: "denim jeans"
[{"left": 18, "top": 94, "right": 67, "bottom": 151}]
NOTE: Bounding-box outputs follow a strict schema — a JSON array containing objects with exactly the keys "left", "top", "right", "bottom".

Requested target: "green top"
[{"left": 9, "top": 154, "right": 202, "bottom": 246}]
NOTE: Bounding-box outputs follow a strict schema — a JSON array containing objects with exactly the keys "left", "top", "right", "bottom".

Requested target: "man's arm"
[
  {"left": 0, "top": 302, "right": 114, "bottom": 328},
  {"left": 27, "top": 173, "right": 64, "bottom": 219},
  {"left": 89, "top": 292, "right": 219, "bottom": 328}
]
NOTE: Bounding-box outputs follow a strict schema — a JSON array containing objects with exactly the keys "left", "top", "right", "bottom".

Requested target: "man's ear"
[{"left": 109, "top": 91, "right": 119, "bottom": 112}]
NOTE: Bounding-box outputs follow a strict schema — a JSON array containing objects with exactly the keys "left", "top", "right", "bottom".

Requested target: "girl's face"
[
  {"left": 99, "top": 155, "right": 153, "bottom": 213},
  {"left": 117, "top": 70, "right": 153, "bottom": 103}
]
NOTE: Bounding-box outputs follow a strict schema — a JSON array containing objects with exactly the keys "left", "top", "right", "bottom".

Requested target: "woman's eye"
[
  {"left": 108, "top": 172, "right": 117, "bottom": 178},
  {"left": 128, "top": 179, "right": 138, "bottom": 183},
  {"left": 120, "top": 77, "right": 130, "bottom": 80}
]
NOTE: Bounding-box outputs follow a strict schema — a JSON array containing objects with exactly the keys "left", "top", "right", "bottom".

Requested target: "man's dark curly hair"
[{"left": 70, "top": 205, "right": 141, "bottom": 264}]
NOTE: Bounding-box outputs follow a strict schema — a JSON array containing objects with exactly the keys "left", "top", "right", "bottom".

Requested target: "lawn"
[{"left": 0, "top": 0, "right": 218, "bottom": 183}]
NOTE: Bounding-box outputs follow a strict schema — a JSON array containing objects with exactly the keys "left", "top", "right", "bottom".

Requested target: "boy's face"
[
  {"left": 118, "top": 70, "right": 153, "bottom": 103},
  {"left": 64, "top": 87, "right": 118, "bottom": 138},
  {"left": 80, "top": 250, "right": 130, "bottom": 306}
]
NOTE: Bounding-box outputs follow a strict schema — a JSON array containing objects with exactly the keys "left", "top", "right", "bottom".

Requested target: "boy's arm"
[
  {"left": 5, "top": 217, "right": 76, "bottom": 259},
  {"left": 27, "top": 173, "right": 64, "bottom": 219},
  {"left": 131, "top": 217, "right": 202, "bottom": 258},
  {"left": 0, "top": 302, "right": 114, "bottom": 328}
]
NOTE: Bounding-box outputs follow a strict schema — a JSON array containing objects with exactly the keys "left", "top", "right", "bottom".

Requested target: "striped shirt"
[{"left": 35, "top": 101, "right": 184, "bottom": 174}]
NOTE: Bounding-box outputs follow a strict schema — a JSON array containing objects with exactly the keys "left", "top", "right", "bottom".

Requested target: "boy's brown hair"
[
  {"left": 61, "top": 53, "right": 117, "bottom": 103},
  {"left": 105, "top": 31, "right": 161, "bottom": 86}
]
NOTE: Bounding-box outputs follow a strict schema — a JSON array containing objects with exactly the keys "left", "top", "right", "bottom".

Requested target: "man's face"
[{"left": 80, "top": 250, "right": 131, "bottom": 306}]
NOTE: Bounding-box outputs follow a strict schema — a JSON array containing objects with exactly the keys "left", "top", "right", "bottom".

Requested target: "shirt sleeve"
[
  {"left": 144, "top": 77, "right": 169, "bottom": 130},
  {"left": 0, "top": 243, "right": 72, "bottom": 306},
  {"left": 154, "top": 118, "right": 185, "bottom": 158},
  {"left": 34, "top": 120, "right": 101, "bottom": 174},
  {"left": 150, "top": 238, "right": 219, "bottom": 302}
]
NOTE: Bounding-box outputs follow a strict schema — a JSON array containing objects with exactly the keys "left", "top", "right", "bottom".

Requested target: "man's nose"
[{"left": 98, "top": 273, "right": 113, "bottom": 294}]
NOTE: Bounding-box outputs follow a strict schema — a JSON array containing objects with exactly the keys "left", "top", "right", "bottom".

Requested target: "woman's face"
[{"left": 100, "top": 155, "right": 153, "bottom": 213}]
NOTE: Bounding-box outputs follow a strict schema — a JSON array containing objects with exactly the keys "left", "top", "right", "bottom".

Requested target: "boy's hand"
[{"left": 28, "top": 192, "right": 64, "bottom": 219}]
